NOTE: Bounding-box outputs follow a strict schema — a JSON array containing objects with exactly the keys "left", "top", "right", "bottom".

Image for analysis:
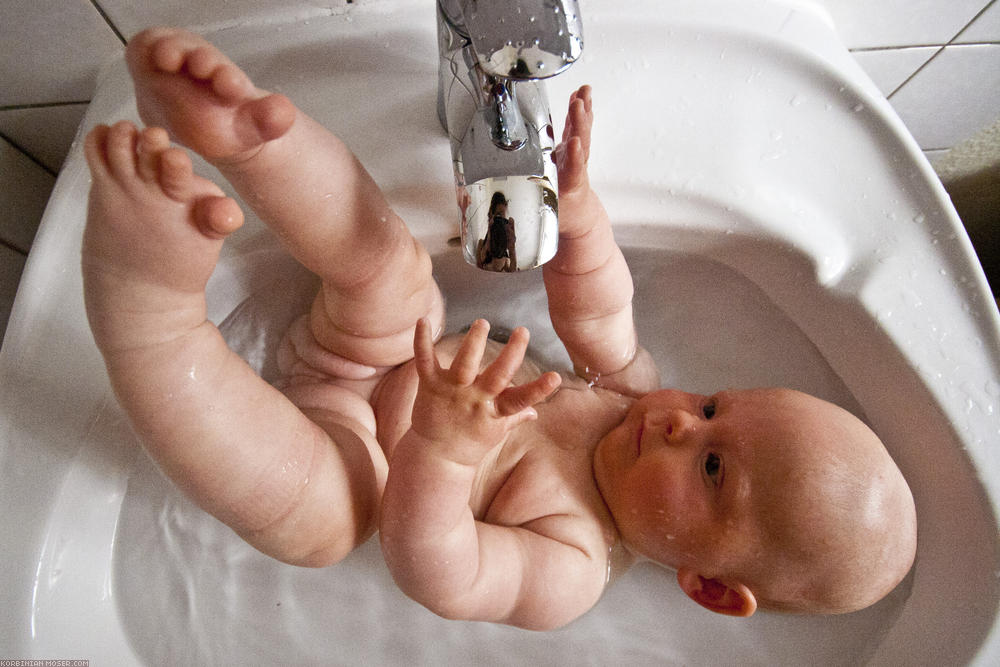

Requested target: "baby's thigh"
[{"left": 249, "top": 380, "right": 388, "bottom": 565}]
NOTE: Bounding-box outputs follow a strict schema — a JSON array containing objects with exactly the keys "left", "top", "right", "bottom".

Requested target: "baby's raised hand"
[{"left": 410, "top": 318, "right": 561, "bottom": 465}]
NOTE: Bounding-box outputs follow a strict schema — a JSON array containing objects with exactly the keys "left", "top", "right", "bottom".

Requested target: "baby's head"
[{"left": 593, "top": 387, "right": 917, "bottom": 616}]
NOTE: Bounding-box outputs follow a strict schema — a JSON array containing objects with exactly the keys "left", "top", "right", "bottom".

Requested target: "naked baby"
[{"left": 82, "top": 28, "right": 917, "bottom": 631}]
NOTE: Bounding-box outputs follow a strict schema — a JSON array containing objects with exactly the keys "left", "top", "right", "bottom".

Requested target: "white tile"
[
  {"left": 955, "top": 1, "right": 1000, "bottom": 43},
  {"left": 0, "top": 138, "right": 55, "bottom": 252},
  {"left": 0, "top": 0, "right": 122, "bottom": 106},
  {"left": 849, "top": 46, "right": 938, "bottom": 96},
  {"left": 818, "top": 0, "right": 990, "bottom": 49},
  {"left": 0, "top": 244, "right": 27, "bottom": 347},
  {"left": 99, "top": 0, "right": 349, "bottom": 38},
  {"left": 889, "top": 44, "right": 1000, "bottom": 149},
  {"left": 0, "top": 104, "right": 89, "bottom": 173}
]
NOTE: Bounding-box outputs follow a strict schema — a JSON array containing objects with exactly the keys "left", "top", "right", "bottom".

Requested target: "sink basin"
[{"left": 2, "top": 0, "right": 998, "bottom": 664}]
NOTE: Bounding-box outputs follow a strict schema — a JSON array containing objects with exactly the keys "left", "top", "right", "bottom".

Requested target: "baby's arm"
[
  {"left": 380, "top": 320, "right": 608, "bottom": 629},
  {"left": 543, "top": 86, "right": 660, "bottom": 396}
]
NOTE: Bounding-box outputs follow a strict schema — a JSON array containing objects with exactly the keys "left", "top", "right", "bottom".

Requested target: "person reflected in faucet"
[
  {"left": 480, "top": 191, "right": 517, "bottom": 272},
  {"left": 82, "top": 28, "right": 917, "bottom": 630}
]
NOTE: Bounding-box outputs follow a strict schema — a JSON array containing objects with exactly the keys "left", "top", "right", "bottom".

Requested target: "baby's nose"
[{"left": 663, "top": 409, "right": 699, "bottom": 444}]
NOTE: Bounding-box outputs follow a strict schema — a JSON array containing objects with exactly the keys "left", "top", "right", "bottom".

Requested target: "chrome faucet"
[{"left": 437, "top": 0, "right": 583, "bottom": 272}]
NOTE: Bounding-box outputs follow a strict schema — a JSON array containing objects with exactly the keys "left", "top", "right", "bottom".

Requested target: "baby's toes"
[
  {"left": 105, "top": 121, "right": 140, "bottom": 181},
  {"left": 83, "top": 124, "right": 112, "bottom": 175},
  {"left": 136, "top": 127, "right": 170, "bottom": 182},
  {"left": 143, "top": 29, "right": 191, "bottom": 75},
  {"left": 209, "top": 62, "right": 255, "bottom": 103},
  {"left": 194, "top": 195, "right": 244, "bottom": 240},
  {"left": 157, "top": 146, "right": 199, "bottom": 201}
]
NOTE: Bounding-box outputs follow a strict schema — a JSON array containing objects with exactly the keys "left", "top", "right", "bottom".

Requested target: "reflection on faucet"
[
  {"left": 476, "top": 192, "right": 518, "bottom": 272},
  {"left": 437, "top": 0, "right": 583, "bottom": 272}
]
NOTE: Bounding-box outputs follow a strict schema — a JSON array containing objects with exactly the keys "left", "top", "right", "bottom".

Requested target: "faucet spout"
[
  {"left": 486, "top": 79, "right": 528, "bottom": 151},
  {"left": 437, "top": 0, "right": 583, "bottom": 272}
]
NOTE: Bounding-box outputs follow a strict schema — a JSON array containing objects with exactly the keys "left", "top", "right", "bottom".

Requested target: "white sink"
[{"left": 2, "top": 0, "right": 998, "bottom": 664}]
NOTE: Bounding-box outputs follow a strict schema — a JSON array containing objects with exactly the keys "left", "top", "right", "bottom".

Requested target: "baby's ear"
[{"left": 677, "top": 568, "right": 757, "bottom": 617}]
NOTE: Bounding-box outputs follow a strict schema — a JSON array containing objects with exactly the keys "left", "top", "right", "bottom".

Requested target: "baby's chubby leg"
[
  {"left": 126, "top": 28, "right": 444, "bottom": 369},
  {"left": 83, "top": 122, "right": 386, "bottom": 565}
]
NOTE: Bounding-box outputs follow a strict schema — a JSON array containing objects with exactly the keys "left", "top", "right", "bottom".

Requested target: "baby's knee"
[{"left": 310, "top": 281, "right": 446, "bottom": 369}]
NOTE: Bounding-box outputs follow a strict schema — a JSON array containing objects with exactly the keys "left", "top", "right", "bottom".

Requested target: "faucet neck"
[{"left": 437, "top": 0, "right": 583, "bottom": 80}]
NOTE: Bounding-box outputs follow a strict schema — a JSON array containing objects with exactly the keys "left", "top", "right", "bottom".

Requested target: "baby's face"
[{"left": 593, "top": 387, "right": 862, "bottom": 573}]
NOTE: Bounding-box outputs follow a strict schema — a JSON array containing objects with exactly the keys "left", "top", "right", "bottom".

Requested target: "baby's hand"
[{"left": 410, "top": 318, "right": 561, "bottom": 465}]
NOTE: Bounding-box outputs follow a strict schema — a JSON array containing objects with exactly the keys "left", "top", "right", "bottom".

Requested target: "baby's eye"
[
  {"left": 705, "top": 452, "right": 722, "bottom": 482},
  {"left": 702, "top": 400, "right": 716, "bottom": 420}
]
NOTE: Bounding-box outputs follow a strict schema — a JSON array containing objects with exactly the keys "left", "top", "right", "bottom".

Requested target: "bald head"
[{"left": 741, "top": 392, "right": 917, "bottom": 613}]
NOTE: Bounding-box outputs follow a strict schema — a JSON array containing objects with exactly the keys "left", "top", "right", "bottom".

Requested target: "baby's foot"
[
  {"left": 83, "top": 121, "right": 244, "bottom": 350},
  {"left": 126, "top": 27, "right": 295, "bottom": 163}
]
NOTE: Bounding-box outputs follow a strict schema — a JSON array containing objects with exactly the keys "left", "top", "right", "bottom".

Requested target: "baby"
[{"left": 83, "top": 28, "right": 917, "bottom": 631}]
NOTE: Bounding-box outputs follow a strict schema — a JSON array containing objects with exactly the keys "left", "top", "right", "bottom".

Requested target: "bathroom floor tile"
[
  {"left": 0, "top": 104, "right": 89, "bottom": 173},
  {"left": 850, "top": 46, "right": 939, "bottom": 96},
  {"left": 0, "top": 244, "right": 27, "bottom": 347},
  {"left": 955, "top": 0, "right": 1000, "bottom": 43},
  {"left": 0, "top": 138, "right": 56, "bottom": 253},
  {"left": 0, "top": 0, "right": 122, "bottom": 106},
  {"left": 820, "top": 0, "right": 990, "bottom": 49},
  {"left": 889, "top": 43, "right": 1000, "bottom": 149},
  {"left": 98, "top": 0, "right": 349, "bottom": 38}
]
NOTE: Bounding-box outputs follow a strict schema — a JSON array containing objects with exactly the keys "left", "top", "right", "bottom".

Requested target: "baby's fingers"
[
  {"left": 479, "top": 326, "right": 531, "bottom": 395},
  {"left": 496, "top": 372, "right": 562, "bottom": 418},
  {"left": 413, "top": 317, "right": 441, "bottom": 381},
  {"left": 450, "top": 319, "right": 490, "bottom": 385}
]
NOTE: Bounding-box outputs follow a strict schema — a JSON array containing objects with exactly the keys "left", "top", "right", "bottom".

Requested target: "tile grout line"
[
  {"left": 88, "top": 0, "right": 127, "bottom": 45},
  {"left": 0, "top": 130, "right": 57, "bottom": 178},
  {"left": 887, "top": 0, "right": 997, "bottom": 99},
  {"left": 0, "top": 101, "right": 91, "bottom": 112},
  {"left": 0, "top": 237, "right": 29, "bottom": 257}
]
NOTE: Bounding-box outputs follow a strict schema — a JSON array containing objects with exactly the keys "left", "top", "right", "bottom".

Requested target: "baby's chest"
[{"left": 479, "top": 444, "right": 613, "bottom": 540}]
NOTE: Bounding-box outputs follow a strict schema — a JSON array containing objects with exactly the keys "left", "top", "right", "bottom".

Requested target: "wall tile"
[
  {"left": 0, "top": 105, "right": 89, "bottom": 173},
  {"left": 818, "top": 0, "right": 991, "bottom": 49},
  {"left": 0, "top": 245, "right": 27, "bottom": 346},
  {"left": 849, "top": 46, "right": 938, "bottom": 96},
  {"left": 0, "top": 138, "right": 56, "bottom": 253},
  {"left": 97, "top": 0, "right": 349, "bottom": 39},
  {"left": 0, "top": 0, "right": 122, "bottom": 106},
  {"left": 954, "top": 1, "right": 1000, "bottom": 43},
  {"left": 889, "top": 43, "right": 1000, "bottom": 149}
]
